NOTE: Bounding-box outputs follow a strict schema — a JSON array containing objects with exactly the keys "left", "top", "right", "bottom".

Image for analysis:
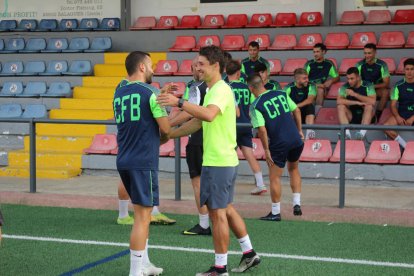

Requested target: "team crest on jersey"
[
  {"left": 360, "top": 34, "right": 369, "bottom": 44},
  {"left": 307, "top": 14, "right": 315, "bottom": 22},
  {"left": 210, "top": 16, "right": 218, "bottom": 25},
  {"left": 258, "top": 15, "right": 266, "bottom": 23}
]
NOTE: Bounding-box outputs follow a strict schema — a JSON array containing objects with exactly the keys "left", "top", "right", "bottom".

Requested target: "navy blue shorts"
[
  {"left": 271, "top": 143, "right": 304, "bottom": 168},
  {"left": 236, "top": 128, "right": 253, "bottom": 148},
  {"left": 118, "top": 169, "right": 159, "bottom": 207},
  {"left": 300, "top": 104, "right": 315, "bottom": 123}
]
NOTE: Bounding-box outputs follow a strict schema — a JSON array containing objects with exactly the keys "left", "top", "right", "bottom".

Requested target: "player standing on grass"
[
  {"left": 157, "top": 46, "right": 261, "bottom": 275},
  {"left": 113, "top": 51, "right": 170, "bottom": 276}
]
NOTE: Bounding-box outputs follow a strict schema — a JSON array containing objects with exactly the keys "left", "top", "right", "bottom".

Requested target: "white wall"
[{"left": 336, "top": 0, "right": 414, "bottom": 20}]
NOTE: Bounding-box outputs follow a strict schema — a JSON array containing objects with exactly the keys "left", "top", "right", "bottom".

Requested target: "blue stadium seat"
[
  {"left": 0, "top": 61, "right": 24, "bottom": 75},
  {"left": 45, "top": 82, "right": 71, "bottom": 97},
  {"left": 21, "top": 104, "right": 47, "bottom": 118},
  {"left": 57, "top": 19, "right": 78, "bottom": 31},
  {"left": 15, "top": 19, "right": 38, "bottom": 31},
  {"left": 84, "top": 37, "right": 112, "bottom": 52},
  {"left": 20, "top": 82, "right": 47, "bottom": 97},
  {"left": 41, "top": 38, "right": 68, "bottom": 52},
  {"left": 0, "top": 82, "right": 24, "bottom": 97},
  {"left": 20, "top": 38, "right": 47, "bottom": 53},
  {"left": 0, "top": 39, "right": 4, "bottom": 51},
  {"left": 0, "top": 20, "right": 17, "bottom": 31},
  {"left": 1, "top": 38, "right": 25, "bottom": 53},
  {"left": 63, "top": 37, "right": 90, "bottom": 52},
  {"left": 40, "top": 60, "right": 68, "bottom": 75},
  {"left": 37, "top": 19, "right": 58, "bottom": 31},
  {"left": 76, "top": 18, "right": 99, "bottom": 31},
  {"left": 96, "top": 18, "right": 120, "bottom": 31},
  {"left": 20, "top": 61, "right": 46, "bottom": 75},
  {"left": 64, "top": 60, "right": 92, "bottom": 75},
  {"left": 0, "top": 104, "right": 22, "bottom": 118}
]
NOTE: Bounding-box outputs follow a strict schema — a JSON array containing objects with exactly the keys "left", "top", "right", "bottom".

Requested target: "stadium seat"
[
  {"left": 164, "top": 82, "right": 186, "bottom": 97},
  {"left": 337, "top": 10, "right": 364, "bottom": 25},
  {"left": 326, "top": 82, "right": 344, "bottom": 99},
  {"left": 324, "top": 32, "right": 350, "bottom": 49},
  {"left": 19, "top": 38, "right": 46, "bottom": 53},
  {"left": 396, "top": 58, "right": 408, "bottom": 75},
  {"left": 242, "top": 34, "right": 270, "bottom": 50},
  {"left": 382, "top": 58, "right": 396, "bottom": 74},
  {"left": 63, "top": 37, "right": 90, "bottom": 52},
  {"left": 37, "top": 19, "right": 58, "bottom": 31},
  {"left": 0, "top": 82, "right": 24, "bottom": 97},
  {"left": 45, "top": 82, "right": 72, "bottom": 97},
  {"left": 110, "top": 147, "right": 118, "bottom": 155},
  {"left": 159, "top": 139, "right": 174, "bottom": 156},
  {"left": 64, "top": 60, "right": 92, "bottom": 76},
  {"left": 271, "top": 13, "right": 297, "bottom": 27},
  {"left": 364, "top": 140, "right": 401, "bottom": 164},
  {"left": 40, "top": 60, "right": 68, "bottom": 75},
  {"left": 296, "top": 12, "right": 323, "bottom": 26},
  {"left": 390, "top": 9, "right": 414, "bottom": 24},
  {"left": 299, "top": 139, "right": 332, "bottom": 162},
  {"left": 280, "top": 58, "right": 307, "bottom": 75},
  {"left": 84, "top": 134, "right": 117, "bottom": 154},
  {"left": 97, "top": 18, "right": 120, "bottom": 31},
  {"left": 152, "top": 16, "right": 179, "bottom": 29},
  {"left": 294, "top": 33, "right": 323, "bottom": 50},
  {"left": 169, "top": 137, "right": 189, "bottom": 157},
  {"left": 130, "top": 16, "right": 157, "bottom": 30},
  {"left": 405, "top": 31, "right": 414, "bottom": 48},
  {"left": 192, "top": 35, "right": 221, "bottom": 51},
  {"left": 339, "top": 58, "right": 361, "bottom": 75},
  {"left": 84, "top": 37, "right": 112, "bottom": 52},
  {"left": 221, "top": 34, "right": 245, "bottom": 51},
  {"left": 2, "top": 38, "right": 25, "bottom": 53},
  {"left": 364, "top": 10, "right": 391, "bottom": 24},
  {"left": 42, "top": 38, "right": 69, "bottom": 52},
  {"left": 0, "top": 39, "right": 3, "bottom": 51},
  {"left": 400, "top": 142, "right": 414, "bottom": 164},
  {"left": 21, "top": 82, "right": 47, "bottom": 97},
  {"left": 175, "top": 15, "right": 201, "bottom": 29},
  {"left": 330, "top": 140, "right": 366, "bottom": 163},
  {"left": 15, "top": 19, "right": 37, "bottom": 31},
  {"left": 315, "top": 107, "right": 339, "bottom": 124},
  {"left": 0, "top": 20, "right": 17, "bottom": 31},
  {"left": 76, "top": 18, "right": 99, "bottom": 31},
  {"left": 0, "top": 61, "right": 24, "bottom": 76},
  {"left": 377, "top": 107, "right": 392, "bottom": 125},
  {"left": 0, "top": 104, "right": 22, "bottom": 118},
  {"left": 348, "top": 32, "right": 377, "bottom": 49},
  {"left": 246, "top": 13, "right": 272, "bottom": 28},
  {"left": 268, "top": 59, "right": 282, "bottom": 75},
  {"left": 198, "top": 14, "right": 225, "bottom": 29},
  {"left": 267, "top": 34, "right": 297, "bottom": 50},
  {"left": 20, "top": 61, "right": 46, "bottom": 75},
  {"left": 173, "top": 60, "right": 193, "bottom": 76},
  {"left": 377, "top": 31, "right": 405, "bottom": 48},
  {"left": 154, "top": 60, "right": 178, "bottom": 76},
  {"left": 169, "top": 36, "right": 196, "bottom": 52},
  {"left": 151, "top": 82, "right": 161, "bottom": 89},
  {"left": 222, "top": 14, "right": 248, "bottom": 28},
  {"left": 58, "top": 19, "right": 78, "bottom": 31}
]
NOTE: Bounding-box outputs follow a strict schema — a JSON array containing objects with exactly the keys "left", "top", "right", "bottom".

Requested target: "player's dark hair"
[
  {"left": 314, "top": 43, "right": 327, "bottom": 52},
  {"left": 246, "top": 73, "right": 264, "bottom": 89},
  {"left": 254, "top": 62, "right": 267, "bottom": 73},
  {"left": 404, "top": 58, "right": 414, "bottom": 67},
  {"left": 294, "top": 68, "right": 308, "bottom": 77},
  {"left": 364, "top": 43, "right": 377, "bottom": 50},
  {"left": 346, "top": 67, "right": 360, "bottom": 76},
  {"left": 125, "top": 51, "right": 150, "bottom": 76},
  {"left": 248, "top": 41, "right": 260, "bottom": 49},
  {"left": 225, "top": 60, "right": 241, "bottom": 76},
  {"left": 223, "top": 51, "right": 232, "bottom": 62},
  {"left": 199, "top": 45, "right": 225, "bottom": 74}
]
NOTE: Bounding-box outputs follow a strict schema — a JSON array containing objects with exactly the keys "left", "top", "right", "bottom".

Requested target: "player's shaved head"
[{"left": 125, "top": 51, "right": 150, "bottom": 76}]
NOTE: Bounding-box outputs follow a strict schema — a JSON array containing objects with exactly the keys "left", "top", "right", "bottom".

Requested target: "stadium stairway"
[{"left": 0, "top": 52, "right": 167, "bottom": 178}]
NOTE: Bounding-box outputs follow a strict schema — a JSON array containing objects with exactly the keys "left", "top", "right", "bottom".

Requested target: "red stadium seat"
[
  {"left": 390, "top": 9, "right": 414, "bottom": 24},
  {"left": 222, "top": 14, "right": 248, "bottom": 28},
  {"left": 110, "top": 147, "right": 118, "bottom": 155},
  {"left": 237, "top": 138, "right": 265, "bottom": 160},
  {"left": 296, "top": 12, "right": 323, "bottom": 26},
  {"left": 327, "top": 58, "right": 338, "bottom": 70},
  {"left": 405, "top": 31, "right": 414, "bottom": 48},
  {"left": 377, "top": 31, "right": 405, "bottom": 48},
  {"left": 349, "top": 32, "right": 377, "bottom": 49},
  {"left": 246, "top": 13, "right": 272, "bottom": 28},
  {"left": 299, "top": 139, "right": 332, "bottom": 162},
  {"left": 169, "top": 36, "right": 196, "bottom": 52},
  {"left": 315, "top": 107, "right": 339, "bottom": 125},
  {"left": 268, "top": 59, "right": 282, "bottom": 75},
  {"left": 173, "top": 60, "right": 193, "bottom": 76},
  {"left": 159, "top": 139, "right": 175, "bottom": 156},
  {"left": 329, "top": 140, "right": 366, "bottom": 163},
  {"left": 271, "top": 13, "right": 297, "bottom": 27},
  {"left": 221, "top": 34, "right": 245, "bottom": 50},
  {"left": 400, "top": 142, "right": 414, "bottom": 164},
  {"left": 280, "top": 58, "right": 307, "bottom": 75},
  {"left": 396, "top": 57, "right": 409, "bottom": 75},
  {"left": 152, "top": 16, "right": 178, "bottom": 29},
  {"left": 326, "top": 82, "right": 345, "bottom": 99},
  {"left": 151, "top": 82, "right": 160, "bottom": 89},
  {"left": 377, "top": 107, "right": 392, "bottom": 125},
  {"left": 268, "top": 34, "right": 297, "bottom": 50},
  {"left": 169, "top": 137, "right": 189, "bottom": 157},
  {"left": 130, "top": 16, "right": 156, "bottom": 30},
  {"left": 154, "top": 60, "right": 178, "bottom": 76},
  {"left": 337, "top": 10, "right": 365, "bottom": 25},
  {"left": 164, "top": 82, "right": 186, "bottom": 98},
  {"left": 280, "top": 82, "right": 288, "bottom": 89},
  {"left": 364, "top": 140, "right": 401, "bottom": 164},
  {"left": 193, "top": 35, "right": 221, "bottom": 51},
  {"left": 83, "top": 134, "right": 117, "bottom": 154},
  {"left": 382, "top": 58, "right": 396, "bottom": 74},
  {"left": 294, "top": 33, "right": 323, "bottom": 50},
  {"left": 198, "top": 14, "right": 225, "bottom": 28},
  {"left": 339, "top": 58, "right": 361, "bottom": 75},
  {"left": 364, "top": 10, "right": 391, "bottom": 24},
  {"left": 324, "top": 32, "right": 350, "bottom": 49},
  {"left": 175, "top": 15, "right": 201, "bottom": 29},
  {"left": 242, "top": 34, "right": 270, "bottom": 50}
]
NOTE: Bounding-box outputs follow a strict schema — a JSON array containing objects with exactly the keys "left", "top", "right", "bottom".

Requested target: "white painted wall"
[{"left": 336, "top": 0, "right": 414, "bottom": 20}]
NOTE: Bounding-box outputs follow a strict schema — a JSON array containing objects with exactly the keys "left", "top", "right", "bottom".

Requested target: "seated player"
[
  {"left": 254, "top": 62, "right": 281, "bottom": 91},
  {"left": 241, "top": 41, "right": 270, "bottom": 77}
]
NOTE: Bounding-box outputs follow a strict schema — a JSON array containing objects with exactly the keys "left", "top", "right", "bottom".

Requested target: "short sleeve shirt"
[
  {"left": 284, "top": 82, "right": 317, "bottom": 104},
  {"left": 229, "top": 80, "right": 255, "bottom": 124},
  {"left": 304, "top": 59, "right": 338, "bottom": 84},
  {"left": 241, "top": 56, "right": 270, "bottom": 77},
  {"left": 264, "top": 80, "right": 282, "bottom": 91},
  {"left": 391, "top": 78, "right": 414, "bottom": 118},
  {"left": 339, "top": 80, "right": 376, "bottom": 101},
  {"left": 356, "top": 58, "right": 390, "bottom": 84}
]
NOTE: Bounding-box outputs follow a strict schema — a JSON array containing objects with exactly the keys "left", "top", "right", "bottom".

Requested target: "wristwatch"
[{"left": 177, "top": 98, "right": 185, "bottom": 108}]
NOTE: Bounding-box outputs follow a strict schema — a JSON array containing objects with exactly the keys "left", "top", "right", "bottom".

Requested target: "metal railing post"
[
  {"left": 29, "top": 119, "right": 36, "bottom": 193},
  {"left": 339, "top": 125, "right": 346, "bottom": 208},
  {"left": 174, "top": 137, "right": 181, "bottom": 201}
]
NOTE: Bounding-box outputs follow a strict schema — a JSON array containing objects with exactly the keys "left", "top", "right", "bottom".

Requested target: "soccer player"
[
  {"left": 241, "top": 41, "right": 270, "bottom": 77},
  {"left": 157, "top": 46, "right": 260, "bottom": 275},
  {"left": 226, "top": 59, "right": 267, "bottom": 195},
  {"left": 113, "top": 51, "right": 169, "bottom": 276},
  {"left": 254, "top": 63, "right": 281, "bottom": 91},
  {"left": 304, "top": 43, "right": 339, "bottom": 110},
  {"left": 284, "top": 68, "right": 317, "bottom": 140},
  {"left": 356, "top": 43, "right": 390, "bottom": 119},
  {"left": 384, "top": 58, "right": 414, "bottom": 148},
  {"left": 248, "top": 73, "right": 304, "bottom": 221},
  {"left": 337, "top": 67, "right": 376, "bottom": 140},
  {"left": 222, "top": 51, "right": 248, "bottom": 83}
]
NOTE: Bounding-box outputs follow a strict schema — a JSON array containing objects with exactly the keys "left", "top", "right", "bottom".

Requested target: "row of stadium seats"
[
  {"left": 0, "top": 103, "right": 47, "bottom": 118},
  {"left": 0, "top": 37, "right": 112, "bottom": 53},
  {"left": 0, "top": 81, "right": 71, "bottom": 98},
  {"left": 130, "top": 12, "right": 322, "bottom": 30},
  {"left": 0, "top": 18, "right": 120, "bottom": 32},
  {"left": 338, "top": 9, "right": 414, "bottom": 25},
  {"left": 169, "top": 32, "right": 414, "bottom": 52},
  {"left": 0, "top": 60, "right": 92, "bottom": 76}
]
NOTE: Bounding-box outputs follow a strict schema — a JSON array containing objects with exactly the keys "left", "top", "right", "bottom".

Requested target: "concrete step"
[
  {"left": 37, "top": 123, "right": 106, "bottom": 137},
  {"left": 82, "top": 76, "right": 123, "bottom": 88},
  {"left": 60, "top": 99, "right": 113, "bottom": 110},
  {"left": 8, "top": 150, "right": 82, "bottom": 168},
  {"left": 73, "top": 87, "right": 115, "bottom": 99},
  {"left": 0, "top": 166, "right": 81, "bottom": 179},
  {"left": 23, "top": 136, "right": 93, "bottom": 153},
  {"left": 49, "top": 109, "right": 113, "bottom": 120},
  {"left": 94, "top": 64, "right": 126, "bottom": 77}
]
